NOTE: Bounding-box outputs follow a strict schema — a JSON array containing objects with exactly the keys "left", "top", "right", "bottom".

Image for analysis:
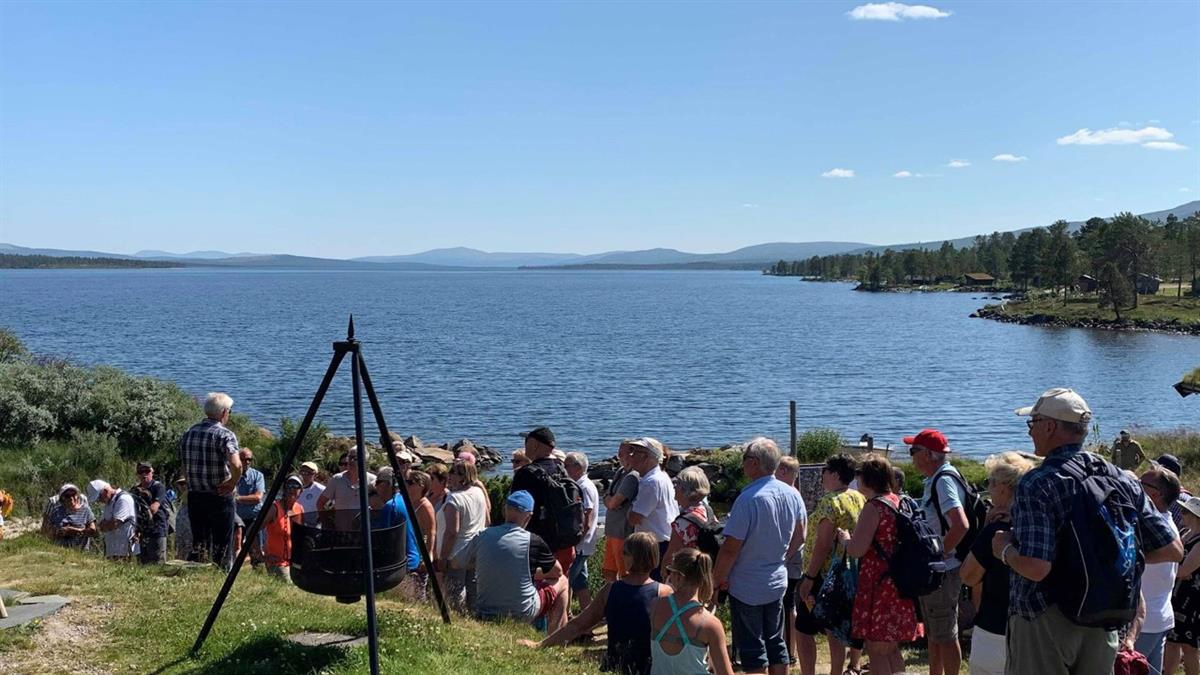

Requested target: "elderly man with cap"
[
  {"left": 625, "top": 436, "right": 679, "bottom": 582},
  {"left": 993, "top": 387, "right": 1182, "bottom": 675},
  {"left": 263, "top": 474, "right": 305, "bottom": 582},
  {"left": 89, "top": 479, "right": 139, "bottom": 561},
  {"left": 131, "top": 461, "right": 170, "bottom": 564},
  {"left": 43, "top": 483, "right": 96, "bottom": 550},
  {"left": 467, "top": 490, "right": 569, "bottom": 631},
  {"left": 511, "top": 426, "right": 583, "bottom": 597},
  {"left": 1113, "top": 430, "right": 1147, "bottom": 471},
  {"left": 177, "top": 391, "right": 242, "bottom": 569},
  {"left": 908, "top": 428, "right": 969, "bottom": 675},
  {"left": 296, "top": 460, "right": 325, "bottom": 525}
]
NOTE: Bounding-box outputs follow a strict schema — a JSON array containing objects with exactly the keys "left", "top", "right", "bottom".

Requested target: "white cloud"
[
  {"left": 1056, "top": 126, "right": 1173, "bottom": 146},
  {"left": 1144, "top": 141, "right": 1189, "bottom": 151},
  {"left": 992, "top": 153, "right": 1028, "bottom": 162},
  {"left": 741, "top": 203, "right": 760, "bottom": 208},
  {"left": 848, "top": 2, "right": 951, "bottom": 21},
  {"left": 893, "top": 170, "right": 913, "bottom": 178},
  {"left": 821, "top": 168, "right": 855, "bottom": 178},
  {"left": 947, "top": 159, "right": 971, "bottom": 168}
]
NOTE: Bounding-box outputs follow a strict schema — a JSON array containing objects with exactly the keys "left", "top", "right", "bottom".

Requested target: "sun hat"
[
  {"left": 1180, "top": 496, "right": 1200, "bottom": 520},
  {"left": 903, "top": 429, "right": 950, "bottom": 453},
  {"left": 285, "top": 475, "right": 303, "bottom": 489},
  {"left": 1014, "top": 387, "right": 1092, "bottom": 424},
  {"left": 299, "top": 461, "right": 320, "bottom": 473},
  {"left": 86, "top": 479, "right": 111, "bottom": 503},
  {"left": 520, "top": 426, "right": 556, "bottom": 448},
  {"left": 506, "top": 490, "right": 535, "bottom": 513}
]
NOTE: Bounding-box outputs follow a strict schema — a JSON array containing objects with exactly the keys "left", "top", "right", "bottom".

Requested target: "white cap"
[
  {"left": 1180, "top": 496, "right": 1200, "bottom": 520},
  {"left": 395, "top": 448, "right": 415, "bottom": 463},
  {"left": 1014, "top": 387, "right": 1093, "bottom": 424},
  {"left": 86, "top": 479, "right": 111, "bottom": 503},
  {"left": 628, "top": 436, "right": 665, "bottom": 462}
]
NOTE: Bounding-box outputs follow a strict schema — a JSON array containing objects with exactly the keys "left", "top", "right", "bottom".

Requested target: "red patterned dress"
[{"left": 852, "top": 493, "right": 921, "bottom": 642}]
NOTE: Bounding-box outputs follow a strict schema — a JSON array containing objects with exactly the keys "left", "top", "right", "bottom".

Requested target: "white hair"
[
  {"left": 564, "top": 451, "right": 589, "bottom": 471},
  {"left": 744, "top": 436, "right": 782, "bottom": 473},
  {"left": 204, "top": 392, "right": 233, "bottom": 419}
]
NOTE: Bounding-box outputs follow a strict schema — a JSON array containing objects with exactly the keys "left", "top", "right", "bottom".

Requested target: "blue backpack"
[
  {"left": 1043, "top": 452, "right": 1144, "bottom": 630},
  {"left": 872, "top": 495, "right": 947, "bottom": 599}
]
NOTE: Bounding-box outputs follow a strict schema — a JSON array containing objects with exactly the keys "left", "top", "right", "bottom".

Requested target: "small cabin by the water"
[
  {"left": 962, "top": 272, "right": 996, "bottom": 287},
  {"left": 1136, "top": 274, "right": 1162, "bottom": 295},
  {"left": 1077, "top": 274, "right": 1098, "bottom": 293}
]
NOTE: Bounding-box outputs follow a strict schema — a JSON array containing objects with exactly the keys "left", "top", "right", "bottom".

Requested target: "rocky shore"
[{"left": 972, "top": 303, "right": 1200, "bottom": 336}]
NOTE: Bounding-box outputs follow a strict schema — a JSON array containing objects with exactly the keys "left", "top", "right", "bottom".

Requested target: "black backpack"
[
  {"left": 1043, "top": 452, "right": 1144, "bottom": 630},
  {"left": 928, "top": 468, "right": 991, "bottom": 561},
  {"left": 872, "top": 495, "right": 947, "bottom": 600},
  {"left": 675, "top": 511, "right": 725, "bottom": 559},
  {"left": 523, "top": 463, "right": 585, "bottom": 551},
  {"left": 129, "top": 487, "right": 156, "bottom": 537}
]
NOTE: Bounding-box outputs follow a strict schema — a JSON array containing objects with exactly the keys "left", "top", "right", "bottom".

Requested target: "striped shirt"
[
  {"left": 178, "top": 418, "right": 240, "bottom": 493},
  {"left": 1009, "top": 445, "right": 1177, "bottom": 619}
]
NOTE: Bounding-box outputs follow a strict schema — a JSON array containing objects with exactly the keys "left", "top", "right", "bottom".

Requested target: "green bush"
[
  {"left": 795, "top": 428, "right": 843, "bottom": 463},
  {"left": 0, "top": 431, "right": 134, "bottom": 516},
  {"left": 484, "top": 475, "right": 512, "bottom": 525},
  {"left": 0, "top": 328, "right": 26, "bottom": 362}
]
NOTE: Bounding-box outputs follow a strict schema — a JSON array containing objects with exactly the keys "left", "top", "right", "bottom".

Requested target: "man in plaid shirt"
[
  {"left": 992, "top": 388, "right": 1181, "bottom": 675},
  {"left": 178, "top": 392, "right": 243, "bottom": 569}
]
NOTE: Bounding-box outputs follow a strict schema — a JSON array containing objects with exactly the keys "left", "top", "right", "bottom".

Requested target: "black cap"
[
  {"left": 520, "top": 426, "right": 556, "bottom": 448},
  {"left": 136, "top": 461, "right": 153, "bottom": 472},
  {"left": 1156, "top": 454, "right": 1183, "bottom": 477}
]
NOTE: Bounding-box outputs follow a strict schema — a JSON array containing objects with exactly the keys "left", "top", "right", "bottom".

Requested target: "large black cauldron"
[{"left": 290, "top": 511, "right": 408, "bottom": 603}]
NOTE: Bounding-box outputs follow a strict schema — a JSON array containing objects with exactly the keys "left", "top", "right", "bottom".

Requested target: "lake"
[{"left": 2, "top": 268, "right": 1197, "bottom": 461}]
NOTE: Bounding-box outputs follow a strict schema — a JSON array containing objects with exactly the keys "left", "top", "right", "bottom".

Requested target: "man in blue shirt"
[
  {"left": 234, "top": 448, "right": 265, "bottom": 564},
  {"left": 714, "top": 437, "right": 807, "bottom": 675},
  {"left": 374, "top": 467, "right": 421, "bottom": 573},
  {"left": 993, "top": 388, "right": 1182, "bottom": 675}
]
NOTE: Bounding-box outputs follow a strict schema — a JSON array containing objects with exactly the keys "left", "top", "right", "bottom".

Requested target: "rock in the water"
[
  {"left": 414, "top": 446, "right": 455, "bottom": 465},
  {"left": 403, "top": 435, "right": 422, "bottom": 450}
]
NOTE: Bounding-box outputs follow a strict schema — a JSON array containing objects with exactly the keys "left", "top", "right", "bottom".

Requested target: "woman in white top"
[
  {"left": 436, "top": 458, "right": 488, "bottom": 612},
  {"left": 650, "top": 548, "right": 733, "bottom": 675}
]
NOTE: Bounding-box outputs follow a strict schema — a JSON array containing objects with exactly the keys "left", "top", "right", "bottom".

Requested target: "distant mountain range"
[{"left": 5, "top": 200, "right": 1197, "bottom": 270}]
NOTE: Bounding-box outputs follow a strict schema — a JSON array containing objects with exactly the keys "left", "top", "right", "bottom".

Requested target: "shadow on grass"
[{"left": 183, "top": 635, "right": 354, "bottom": 675}]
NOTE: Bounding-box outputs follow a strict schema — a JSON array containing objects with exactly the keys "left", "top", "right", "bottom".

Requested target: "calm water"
[{"left": 2, "top": 268, "right": 1197, "bottom": 460}]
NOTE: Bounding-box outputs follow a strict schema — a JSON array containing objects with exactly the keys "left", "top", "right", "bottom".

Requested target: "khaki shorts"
[{"left": 919, "top": 566, "right": 961, "bottom": 644}]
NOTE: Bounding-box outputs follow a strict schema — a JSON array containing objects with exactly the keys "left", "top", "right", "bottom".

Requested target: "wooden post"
[{"left": 789, "top": 400, "right": 797, "bottom": 457}]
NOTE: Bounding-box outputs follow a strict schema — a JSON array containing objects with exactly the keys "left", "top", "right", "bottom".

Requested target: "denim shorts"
[
  {"left": 729, "top": 595, "right": 789, "bottom": 669},
  {"left": 568, "top": 552, "right": 590, "bottom": 592}
]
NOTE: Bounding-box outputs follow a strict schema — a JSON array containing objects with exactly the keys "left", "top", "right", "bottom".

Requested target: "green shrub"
[
  {"left": 0, "top": 431, "right": 134, "bottom": 517},
  {"left": 795, "top": 428, "right": 843, "bottom": 463},
  {"left": 0, "top": 328, "right": 26, "bottom": 362},
  {"left": 484, "top": 475, "right": 513, "bottom": 525}
]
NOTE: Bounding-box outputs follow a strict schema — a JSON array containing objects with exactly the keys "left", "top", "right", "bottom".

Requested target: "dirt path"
[{"left": 5, "top": 600, "right": 113, "bottom": 675}]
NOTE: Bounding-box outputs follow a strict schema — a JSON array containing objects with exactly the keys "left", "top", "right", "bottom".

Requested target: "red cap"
[{"left": 903, "top": 429, "right": 950, "bottom": 453}]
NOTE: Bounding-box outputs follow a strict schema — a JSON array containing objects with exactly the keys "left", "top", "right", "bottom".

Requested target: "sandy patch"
[{"left": 4, "top": 601, "right": 113, "bottom": 675}]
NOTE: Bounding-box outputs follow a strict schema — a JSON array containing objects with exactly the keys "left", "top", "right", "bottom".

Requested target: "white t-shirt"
[
  {"left": 576, "top": 476, "right": 600, "bottom": 556},
  {"left": 102, "top": 490, "right": 138, "bottom": 557},
  {"left": 1142, "top": 512, "right": 1180, "bottom": 634},
  {"left": 632, "top": 466, "right": 679, "bottom": 543},
  {"left": 299, "top": 482, "right": 326, "bottom": 513},
  {"left": 324, "top": 472, "right": 376, "bottom": 510},
  {"left": 446, "top": 485, "right": 488, "bottom": 565}
]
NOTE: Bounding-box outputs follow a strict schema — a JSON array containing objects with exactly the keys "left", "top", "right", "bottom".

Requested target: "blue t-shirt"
[
  {"left": 922, "top": 463, "right": 967, "bottom": 571},
  {"left": 235, "top": 467, "right": 266, "bottom": 521},
  {"left": 722, "top": 475, "right": 807, "bottom": 605},
  {"left": 379, "top": 494, "right": 421, "bottom": 571}
]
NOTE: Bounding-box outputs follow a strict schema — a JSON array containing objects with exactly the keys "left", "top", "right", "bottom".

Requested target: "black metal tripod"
[{"left": 191, "top": 318, "right": 451, "bottom": 674}]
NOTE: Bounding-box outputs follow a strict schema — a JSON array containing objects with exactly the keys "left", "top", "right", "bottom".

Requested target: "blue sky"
[{"left": 1, "top": 1, "right": 1198, "bottom": 257}]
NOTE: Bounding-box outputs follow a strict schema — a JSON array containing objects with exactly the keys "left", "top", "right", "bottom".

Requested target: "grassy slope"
[
  {"left": 992, "top": 293, "right": 1200, "bottom": 325},
  {"left": 0, "top": 536, "right": 600, "bottom": 675}
]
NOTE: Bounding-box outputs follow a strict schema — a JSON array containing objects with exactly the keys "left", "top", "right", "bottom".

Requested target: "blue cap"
[{"left": 506, "top": 490, "right": 535, "bottom": 513}]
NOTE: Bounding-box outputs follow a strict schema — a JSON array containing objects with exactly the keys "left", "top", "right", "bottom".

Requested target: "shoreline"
[{"left": 972, "top": 301, "right": 1200, "bottom": 336}]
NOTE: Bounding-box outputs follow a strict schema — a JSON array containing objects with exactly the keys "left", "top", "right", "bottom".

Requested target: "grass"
[
  {"left": 0, "top": 536, "right": 602, "bottom": 675},
  {"left": 993, "top": 293, "right": 1200, "bottom": 325}
]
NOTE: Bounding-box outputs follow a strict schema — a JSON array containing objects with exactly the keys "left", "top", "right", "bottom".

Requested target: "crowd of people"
[{"left": 22, "top": 388, "right": 1200, "bottom": 675}]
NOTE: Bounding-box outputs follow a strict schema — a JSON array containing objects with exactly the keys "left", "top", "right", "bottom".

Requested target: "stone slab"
[
  {"left": 0, "top": 600, "right": 67, "bottom": 630},
  {"left": 284, "top": 632, "right": 368, "bottom": 649},
  {"left": 0, "top": 588, "right": 29, "bottom": 603},
  {"left": 17, "top": 595, "right": 72, "bottom": 605}
]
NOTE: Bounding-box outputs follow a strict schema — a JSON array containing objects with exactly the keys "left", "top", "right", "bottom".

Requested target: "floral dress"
[{"left": 852, "top": 493, "right": 921, "bottom": 643}]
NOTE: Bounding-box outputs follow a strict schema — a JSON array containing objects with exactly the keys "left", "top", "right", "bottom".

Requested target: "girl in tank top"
[{"left": 649, "top": 548, "right": 733, "bottom": 675}]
